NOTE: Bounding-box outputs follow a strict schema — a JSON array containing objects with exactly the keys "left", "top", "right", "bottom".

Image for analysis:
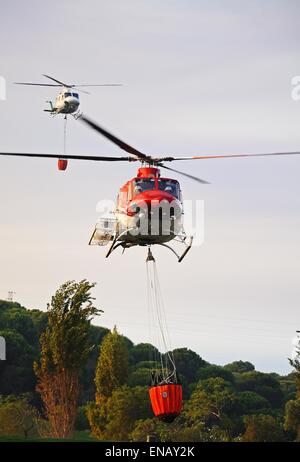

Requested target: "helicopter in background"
[{"left": 14, "top": 74, "right": 122, "bottom": 117}]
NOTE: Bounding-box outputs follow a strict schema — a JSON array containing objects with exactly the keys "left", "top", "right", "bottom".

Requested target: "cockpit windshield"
[
  {"left": 158, "top": 179, "right": 179, "bottom": 198},
  {"left": 133, "top": 178, "right": 155, "bottom": 195},
  {"left": 64, "top": 92, "right": 79, "bottom": 98}
]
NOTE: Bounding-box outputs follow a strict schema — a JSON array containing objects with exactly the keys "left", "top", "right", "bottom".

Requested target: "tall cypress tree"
[
  {"left": 87, "top": 326, "right": 129, "bottom": 438},
  {"left": 34, "top": 280, "right": 101, "bottom": 438}
]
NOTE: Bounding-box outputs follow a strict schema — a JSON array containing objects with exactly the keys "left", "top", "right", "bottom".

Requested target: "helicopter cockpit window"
[
  {"left": 65, "top": 92, "right": 72, "bottom": 97},
  {"left": 72, "top": 93, "right": 79, "bottom": 98},
  {"left": 133, "top": 178, "right": 155, "bottom": 195},
  {"left": 158, "top": 179, "right": 179, "bottom": 198}
]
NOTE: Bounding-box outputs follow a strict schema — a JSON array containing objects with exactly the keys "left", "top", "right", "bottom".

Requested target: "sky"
[{"left": 0, "top": 0, "right": 300, "bottom": 374}]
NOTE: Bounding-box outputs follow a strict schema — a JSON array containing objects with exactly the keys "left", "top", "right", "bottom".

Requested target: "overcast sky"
[{"left": 1, "top": 0, "right": 300, "bottom": 374}]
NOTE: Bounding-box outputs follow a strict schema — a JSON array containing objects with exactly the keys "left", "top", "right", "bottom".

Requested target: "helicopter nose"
[
  {"left": 65, "top": 96, "right": 79, "bottom": 106},
  {"left": 127, "top": 190, "right": 181, "bottom": 217}
]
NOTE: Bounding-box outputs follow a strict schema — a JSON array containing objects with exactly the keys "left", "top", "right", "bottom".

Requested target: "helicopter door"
[{"left": 89, "top": 216, "right": 117, "bottom": 246}]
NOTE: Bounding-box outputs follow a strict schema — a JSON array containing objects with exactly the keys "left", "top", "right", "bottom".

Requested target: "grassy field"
[{"left": 0, "top": 431, "right": 100, "bottom": 442}]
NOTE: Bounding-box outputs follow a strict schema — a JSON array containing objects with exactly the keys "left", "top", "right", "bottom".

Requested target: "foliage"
[
  {"left": 284, "top": 341, "right": 300, "bottom": 440},
  {"left": 171, "top": 348, "right": 207, "bottom": 384},
  {"left": 242, "top": 414, "right": 285, "bottom": 442},
  {"left": 236, "top": 371, "right": 283, "bottom": 407},
  {"left": 0, "top": 396, "right": 37, "bottom": 438},
  {"left": 224, "top": 361, "right": 255, "bottom": 374},
  {"left": 284, "top": 399, "right": 300, "bottom": 441},
  {"left": 104, "top": 386, "right": 151, "bottom": 441},
  {"left": 75, "top": 406, "right": 90, "bottom": 431},
  {"left": 129, "top": 343, "right": 159, "bottom": 365},
  {"left": 0, "top": 298, "right": 297, "bottom": 442},
  {"left": 196, "top": 365, "right": 235, "bottom": 383},
  {"left": 184, "top": 378, "right": 236, "bottom": 429},
  {"left": 234, "top": 391, "right": 271, "bottom": 414},
  {"left": 0, "top": 301, "right": 47, "bottom": 395},
  {"left": 89, "top": 385, "right": 151, "bottom": 441},
  {"left": 94, "top": 326, "right": 129, "bottom": 405},
  {"left": 88, "top": 327, "right": 130, "bottom": 439},
  {"left": 34, "top": 280, "right": 101, "bottom": 438}
]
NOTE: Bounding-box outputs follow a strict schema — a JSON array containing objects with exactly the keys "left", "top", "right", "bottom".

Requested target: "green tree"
[
  {"left": 284, "top": 340, "right": 300, "bottom": 440},
  {"left": 236, "top": 371, "right": 283, "bottom": 407},
  {"left": 87, "top": 326, "right": 129, "bottom": 439},
  {"left": 184, "top": 377, "right": 236, "bottom": 438},
  {"left": 172, "top": 348, "right": 207, "bottom": 384},
  {"left": 94, "top": 326, "right": 129, "bottom": 404},
  {"left": 0, "top": 301, "right": 46, "bottom": 395},
  {"left": 242, "top": 414, "right": 285, "bottom": 442},
  {"left": 34, "top": 280, "right": 101, "bottom": 438},
  {"left": 0, "top": 396, "right": 37, "bottom": 438},
  {"left": 196, "top": 365, "right": 235, "bottom": 383},
  {"left": 104, "top": 385, "right": 151, "bottom": 441},
  {"left": 224, "top": 361, "right": 255, "bottom": 374},
  {"left": 284, "top": 399, "right": 300, "bottom": 440},
  {"left": 129, "top": 343, "right": 159, "bottom": 365},
  {"left": 235, "top": 391, "right": 271, "bottom": 414}
]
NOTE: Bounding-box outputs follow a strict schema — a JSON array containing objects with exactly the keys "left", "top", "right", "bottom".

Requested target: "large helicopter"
[
  {"left": 14, "top": 75, "right": 122, "bottom": 116},
  {"left": 1, "top": 115, "right": 300, "bottom": 261}
]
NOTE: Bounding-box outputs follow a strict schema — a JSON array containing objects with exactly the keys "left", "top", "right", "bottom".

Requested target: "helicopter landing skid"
[
  {"left": 72, "top": 110, "right": 83, "bottom": 120},
  {"left": 157, "top": 235, "right": 193, "bottom": 262},
  {"left": 105, "top": 231, "right": 193, "bottom": 262}
]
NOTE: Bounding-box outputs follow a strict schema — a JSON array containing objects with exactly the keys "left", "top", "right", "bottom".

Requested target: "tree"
[
  {"left": 184, "top": 377, "right": 236, "bottom": 437},
  {"left": 284, "top": 399, "right": 300, "bottom": 441},
  {"left": 129, "top": 343, "right": 159, "bottom": 365},
  {"left": 171, "top": 348, "right": 207, "bottom": 384},
  {"left": 0, "top": 301, "right": 46, "bottom": 395},
  {"left": 236, "top": 371, "right": 283, "bottom": 407},
  {"left": 284, "top": 339, "right": 300, "bottom": 440},
  {"left": 87, "top": 326, "right": 129, "bottom": 439},
  {"left": 224, "top": 361, "right": 255, "bottom": 374},
  {"left": 235, "top": 391, "right": 270, "bottom": 414},
  {"left": 104, "top": 386, "right": 151, "bottom": 441},
  {"left": 196, "top": 365, "right": 235, "bottom": 383},
  {"left": 94, "top": 326, "right": 129, "bottom": 404},
  {"left": 0, "top": 396, "right": 37, "bottom": 438},
  {"left": 34, "top": 280, "right": 101, "bottom": 438},
  {"left": 242, "top": 414, "right": 285, "bottom": 442}
]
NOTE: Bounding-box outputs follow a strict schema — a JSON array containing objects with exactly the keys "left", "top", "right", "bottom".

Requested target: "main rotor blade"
[
  {"left": 14, "top": 82, "right": 62, "bottom": 87},
  {"left": 42, "top": 74, "right": 71, "bottom": 87},
  {"left": 76, "top": 84, "right": 123, "bottom": 87},
  {"left": 0, "top": 152, "right": 136, "bottom": 162},
  {"left": 160, "top": 165, "right": 209, "bottom": 184},
  {"left": 76, "top": 88, "right": 90, "bottom": 95},
  {"left": 79, "top": 115, "right": 150, "bottom": 161},
  {"left": 165, "top": 151, "right": 300, "bottom": 161}
]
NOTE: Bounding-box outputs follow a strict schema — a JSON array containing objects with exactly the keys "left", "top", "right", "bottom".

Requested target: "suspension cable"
[
  {"left": 146, "top": 247, "right": 178, "bottom": 385},
  {"left": 63, "top": 116, "right": 67, "bottom": 156}
]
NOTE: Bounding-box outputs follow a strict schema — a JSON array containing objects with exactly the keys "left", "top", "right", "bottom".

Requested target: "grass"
[{"left": 0, "top": 431, "right": 100, "bottom": 443}]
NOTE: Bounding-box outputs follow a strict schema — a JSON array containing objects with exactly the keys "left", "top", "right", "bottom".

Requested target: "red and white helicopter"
[
  {"left": 1, "top": 115, "right": 300, "bottom": 261},
  {"left": 15, "top": 75, "right": 122, "bottom": 117}
]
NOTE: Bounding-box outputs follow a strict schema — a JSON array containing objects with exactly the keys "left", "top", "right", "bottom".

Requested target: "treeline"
[{"left": 0, "top": 281, "right": 299, "bottom": 441}]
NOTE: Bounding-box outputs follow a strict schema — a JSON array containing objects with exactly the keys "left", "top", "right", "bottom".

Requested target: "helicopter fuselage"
[
  {"left": 115, "top": 167, "right": 183, "bottom": 246},
  {"left": 45, "top": 89, "right": 80, "bottom": 114}
]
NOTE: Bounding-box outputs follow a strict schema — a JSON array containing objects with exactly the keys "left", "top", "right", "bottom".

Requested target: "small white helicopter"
[{"left": 15, "top": 74, "right": 122, "bottom": 117}]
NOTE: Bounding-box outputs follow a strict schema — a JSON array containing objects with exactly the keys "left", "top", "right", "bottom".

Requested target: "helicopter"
[
  {"left": 14, "top": 75, "right": 122, "bottom": 116},
  {"left": 1, "top": 114, "right": 300, "bottom": 261}
]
